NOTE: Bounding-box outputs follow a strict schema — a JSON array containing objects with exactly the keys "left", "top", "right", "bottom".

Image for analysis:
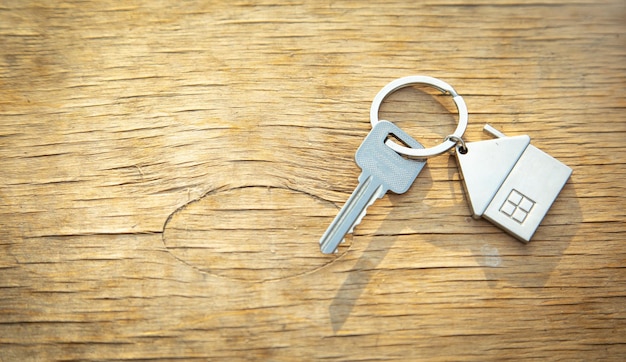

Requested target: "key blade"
[
  {"left": 319, "top": 174, "right": 386, "bottom": 254},
  {"left": 347, "top": 184, "right": 386, "bottom": 234}
]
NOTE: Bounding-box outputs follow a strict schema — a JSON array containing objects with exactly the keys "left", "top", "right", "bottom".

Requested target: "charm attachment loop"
[{"left": 445, "top": 135, "right": 468, "bottom": 154}]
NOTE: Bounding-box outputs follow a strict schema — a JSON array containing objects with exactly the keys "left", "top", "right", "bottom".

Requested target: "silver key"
[{"left": 319, "top": 120, "right": 426, "bottom": 254}]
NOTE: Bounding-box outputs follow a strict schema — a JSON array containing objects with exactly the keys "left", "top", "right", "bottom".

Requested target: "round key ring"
[{"left": 370, "top": 76, "right": 469, "bottom": 158}]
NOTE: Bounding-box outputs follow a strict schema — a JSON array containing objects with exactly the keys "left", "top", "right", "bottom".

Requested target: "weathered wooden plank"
[{"left": 0, "top": 0, "right": 624, "bottom": 360}]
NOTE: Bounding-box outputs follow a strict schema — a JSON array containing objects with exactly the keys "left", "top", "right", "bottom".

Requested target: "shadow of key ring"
[{"left": 370, "top": 76, "right": 468, "bottom": 158}]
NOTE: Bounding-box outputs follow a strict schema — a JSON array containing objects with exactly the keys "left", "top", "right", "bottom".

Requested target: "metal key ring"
[{"left": 370, "top": 76, "right": 468, "bottom": 158}]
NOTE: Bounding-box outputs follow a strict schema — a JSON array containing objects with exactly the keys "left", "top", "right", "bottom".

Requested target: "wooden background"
[{"left": 1, "top": 0, "right": 624, "bottom": 360}]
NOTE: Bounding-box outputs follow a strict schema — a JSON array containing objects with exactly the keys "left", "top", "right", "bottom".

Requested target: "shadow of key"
[
  {"left": 329, "top": 166, "right": 433, "bottom": 332},
  {"left": 327, "top": 84, "right": 456, "bottom": 332}
]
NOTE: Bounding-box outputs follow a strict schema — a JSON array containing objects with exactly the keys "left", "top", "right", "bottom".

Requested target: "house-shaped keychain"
[{"left": 455, "top": 125, "right": 572, "bottom": 242}]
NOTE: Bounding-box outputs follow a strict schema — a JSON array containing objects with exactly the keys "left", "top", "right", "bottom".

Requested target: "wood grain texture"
[{"left": 1, "top": 0, "right": 624, "bottom": 360}]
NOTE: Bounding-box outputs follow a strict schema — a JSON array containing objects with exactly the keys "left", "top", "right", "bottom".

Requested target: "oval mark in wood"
[{"left": 163, "top": 186, "right": 350, "bottom": 281}]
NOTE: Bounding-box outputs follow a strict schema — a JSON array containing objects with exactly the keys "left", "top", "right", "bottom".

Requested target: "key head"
[{"left": 356, "top": 120, "right": 426, "bottom": 194}]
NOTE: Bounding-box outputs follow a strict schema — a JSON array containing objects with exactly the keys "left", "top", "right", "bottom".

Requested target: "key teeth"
[
  {"left": 319, "top": 179, "right": 387, "bottom": 254},
  {"left": 347, "top": 188, "right": 381, "bottom": 234},
  {"left": 348, "top": 210, "right": 367, "bottom": 234}
]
